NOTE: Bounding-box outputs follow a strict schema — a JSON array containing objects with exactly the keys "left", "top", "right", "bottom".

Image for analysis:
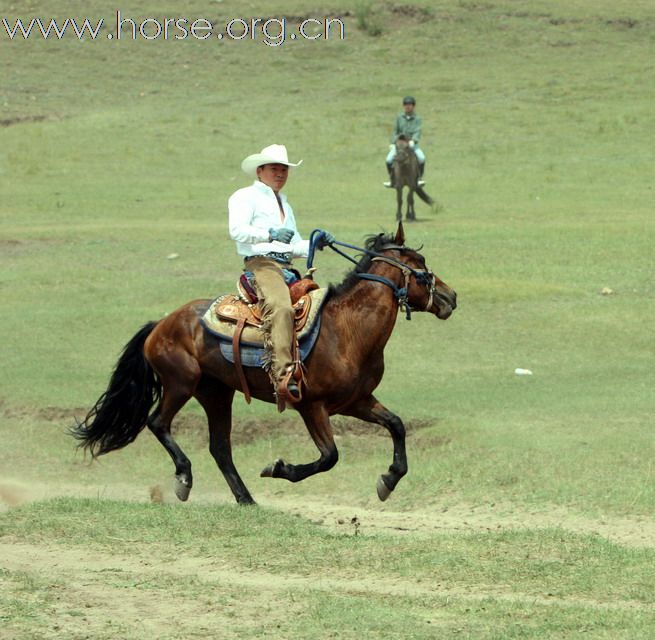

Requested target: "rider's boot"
[
  {"left": 418, "top": 162, "right": 426, "bottom": 187},
  {"left": 383, "top": 163, "right": 395, "bottom": 188}
]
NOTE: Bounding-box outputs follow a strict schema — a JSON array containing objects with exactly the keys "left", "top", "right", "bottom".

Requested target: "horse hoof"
[
  {"left": 260, "top": 459, "right": 284, "bottom": 478},
  {"left": 174, "top": 476, "right": 191, "bottom": 502},
  {"left": 376, "top": 476, "right": 392, "bottom": 502}
]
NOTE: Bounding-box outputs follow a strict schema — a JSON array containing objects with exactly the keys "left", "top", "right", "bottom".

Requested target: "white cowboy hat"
[{"left": 241, "top": 144, "right": 303, "bottom": 177}]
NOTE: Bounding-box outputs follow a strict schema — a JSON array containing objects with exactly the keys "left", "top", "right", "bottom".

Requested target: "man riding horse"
[
  {"left": 384, "top": 96, "right": 426, "bottom": 189},
  {"left": 228, "top": 144, "right": 334, "bottom": 406}
]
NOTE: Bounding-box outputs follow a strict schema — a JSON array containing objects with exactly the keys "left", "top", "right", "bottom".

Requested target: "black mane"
[{"left": 327, "top": 232, "right": 403, "bottom": 299}]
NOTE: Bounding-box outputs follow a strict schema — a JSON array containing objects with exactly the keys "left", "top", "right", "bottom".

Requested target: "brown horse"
[
  {"left": 392, "top": 135, "right": 435, "bottom": 222},
  {"left": 72, "top": 224, "right": 457, "bottom": 505}
]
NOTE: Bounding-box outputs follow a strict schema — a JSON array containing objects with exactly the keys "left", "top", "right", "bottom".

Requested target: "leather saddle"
[
  {"left": 205, "top": 278, "right": 322, "bottom": 407},
  {"left": 214, "top": 277, "right": 319, "bottom": 334}
]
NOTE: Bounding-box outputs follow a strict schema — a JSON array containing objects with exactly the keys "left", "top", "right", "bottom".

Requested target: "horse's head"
[
  {"left": 394, "top": 135, "right": 415, "bottom": 167},
  {"left": 372, "top": 223, "right": 457, "bottom": 320}
]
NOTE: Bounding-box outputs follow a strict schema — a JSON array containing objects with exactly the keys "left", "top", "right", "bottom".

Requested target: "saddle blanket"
[{"left": 201, "top": 288, "right": 328, "bottom": 368}]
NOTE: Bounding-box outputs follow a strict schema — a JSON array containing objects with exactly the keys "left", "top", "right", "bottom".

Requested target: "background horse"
[
  {"left": 392, "top": 135, "right": 435, "bottom": 222},
  {"left": 72, "top": 224, "right": 457, "bottom": 505}
]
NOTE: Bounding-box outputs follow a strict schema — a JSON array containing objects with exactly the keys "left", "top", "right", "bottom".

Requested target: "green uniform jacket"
[{"left": 391, "top": 113, "right": 422, "bottom": 143}]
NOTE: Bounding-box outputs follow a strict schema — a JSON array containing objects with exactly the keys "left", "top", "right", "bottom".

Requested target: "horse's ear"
[{"left": 394, "top": 222, "right": 405, "bottom": 246}]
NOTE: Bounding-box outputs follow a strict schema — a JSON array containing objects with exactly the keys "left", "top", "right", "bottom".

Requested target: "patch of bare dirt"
[
  {"left": 274, "top": 496, "right": 655, "bottom": 548},
  {"left": 0, "top": 400, "right": 87, "bottom": 425},
  {"left": 2, "top": 473, "right": 655, "bottom": 635},
  {"left": 1, "top": 397, "right": 437, "bottom": 446},
  {"left": 2, "top": 400, "right": 653, "bottom": 549},
  {"left": 387, "top": 4, "right": 434, "bottom": 20},
  {"left": 1, "top": 539, "right": 649, "bottom": 634},
  {"left": 0, "top": 114, "right": 47, "bottom": 127},
  {"left": 0, "top": 479, "right": 37, "bottom": 511},
  {"left": 606, "top": 18, "right": 639, "bottom": 29},
  {"left": 172, "top": 412, "right": 436, "bottom": 445},
  {"left": 0, "top": 541, "right": 298, "bottom": 639},
  {"left": 2, "top": 473, "right": 654, "bottom": 550}
]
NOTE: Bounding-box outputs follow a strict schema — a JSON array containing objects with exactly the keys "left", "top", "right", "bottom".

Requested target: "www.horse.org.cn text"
[{"left": 1, "top": 12, "right": 347, "bottom": 46}]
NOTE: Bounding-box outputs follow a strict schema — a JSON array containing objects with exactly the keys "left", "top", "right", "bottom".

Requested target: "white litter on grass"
[
  {"left": 167, "top": 253, "right": 180, "bottom": 260},
  {"left": 514, "top": 368, "right": 533, "bottom": 376}
]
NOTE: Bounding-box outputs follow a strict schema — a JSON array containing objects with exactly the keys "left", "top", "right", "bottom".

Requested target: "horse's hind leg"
[
  {"left": 147, "top": 356, "right": 200, "bottom": 501},
  {"left": 195, "top": 384, "right": 256, "bottom": 505},
  {"left": 343, "top": 395, "right": 407, "bottom": 501},
  {"left": 148, "top": 395, "right": 194, "bottom": 501},
  {"left": 260, "top": 402, "right": 338, "bottom": 483}
]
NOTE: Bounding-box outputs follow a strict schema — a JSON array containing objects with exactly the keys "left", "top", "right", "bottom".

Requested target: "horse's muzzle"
[{"left": 434, "top": 288, "right": 457, "bottom": 320}]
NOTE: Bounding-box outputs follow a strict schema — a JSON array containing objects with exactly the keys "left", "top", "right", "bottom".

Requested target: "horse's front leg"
[
  {"left": 342, "top": 395, "right": 407, "bottom": 501},
  {"left": 260, "top": 402, "right": 338, "bottom": 482},
  {"left": 406, "top": 189, "right": 416, "bottom": 221},
  {"left": 396, "top": 186, "right": 403, "bottom": 222}
]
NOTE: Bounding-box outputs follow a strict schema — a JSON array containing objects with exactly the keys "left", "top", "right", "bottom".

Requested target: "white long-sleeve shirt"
[{"left": 228, "top": 180, "right": 309, "bottom": 259}]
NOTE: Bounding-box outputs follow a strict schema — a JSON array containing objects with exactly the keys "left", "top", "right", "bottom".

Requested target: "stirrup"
[
  {"left": 287, "top": 381, "right": 301, "bottom": 400},
  {"left": 276, "top": 365, "right": 304, "bottom": 411}
]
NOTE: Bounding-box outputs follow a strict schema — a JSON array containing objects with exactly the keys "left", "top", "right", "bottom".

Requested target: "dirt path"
[
  {"left": 3, "top": 477, "right": 654, "bottom": 638},
  {"left": 2, "top": 476, "right": 655, "bottom": 548},
  {"left": 269, "top": 495, "right": 655, "bottom": 548},
  {"left": 1, "top": 540, "right": 650, "bottom": 615}
]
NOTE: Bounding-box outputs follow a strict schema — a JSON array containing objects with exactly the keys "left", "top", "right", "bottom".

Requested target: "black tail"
[
  {"left": 415, "top": 186, "right": 434, "bottom": 206},
  {"left": 71, "top": 321, "right": 161, "bottom": 458}
]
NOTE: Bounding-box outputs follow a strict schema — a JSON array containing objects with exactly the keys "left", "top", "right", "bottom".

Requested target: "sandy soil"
[
  {"left": 2, "top": 475, "right": 654, "bottom": 548},
  {"left": 2, "top": 475, "right": 654, "bottom": 639}
]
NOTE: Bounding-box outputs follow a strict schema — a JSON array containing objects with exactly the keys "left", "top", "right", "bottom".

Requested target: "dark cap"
[{"left": 402, "top": 96, "right": 416, "bottom": 105}]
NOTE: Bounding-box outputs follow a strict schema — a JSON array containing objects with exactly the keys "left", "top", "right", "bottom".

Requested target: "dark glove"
[
  {"left": 316, "top": 230, "right": 335, "bottom": 250},
  {"left": 269, "top": 227, "right": 294, "bottom": 244}
]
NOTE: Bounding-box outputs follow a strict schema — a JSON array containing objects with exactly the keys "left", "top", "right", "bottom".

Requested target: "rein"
[{"left": 307, "top": 230, "right": 436, "bottom": 320}]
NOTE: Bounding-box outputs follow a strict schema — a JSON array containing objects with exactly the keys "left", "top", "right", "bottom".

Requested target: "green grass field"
[{"left": 1, "top": 1, "right": 654, "bottom": 638}]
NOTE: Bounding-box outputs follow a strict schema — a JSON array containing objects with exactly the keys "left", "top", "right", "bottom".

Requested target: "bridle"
[
  {"left": 394, "top": 143, "right": 413, "bottom": 164},
  {"left": 363, "top": 254, "right": 438, "bottom": 320},
  {"left": 307, "top": 232, "right": 439, "bottom": 320}
]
